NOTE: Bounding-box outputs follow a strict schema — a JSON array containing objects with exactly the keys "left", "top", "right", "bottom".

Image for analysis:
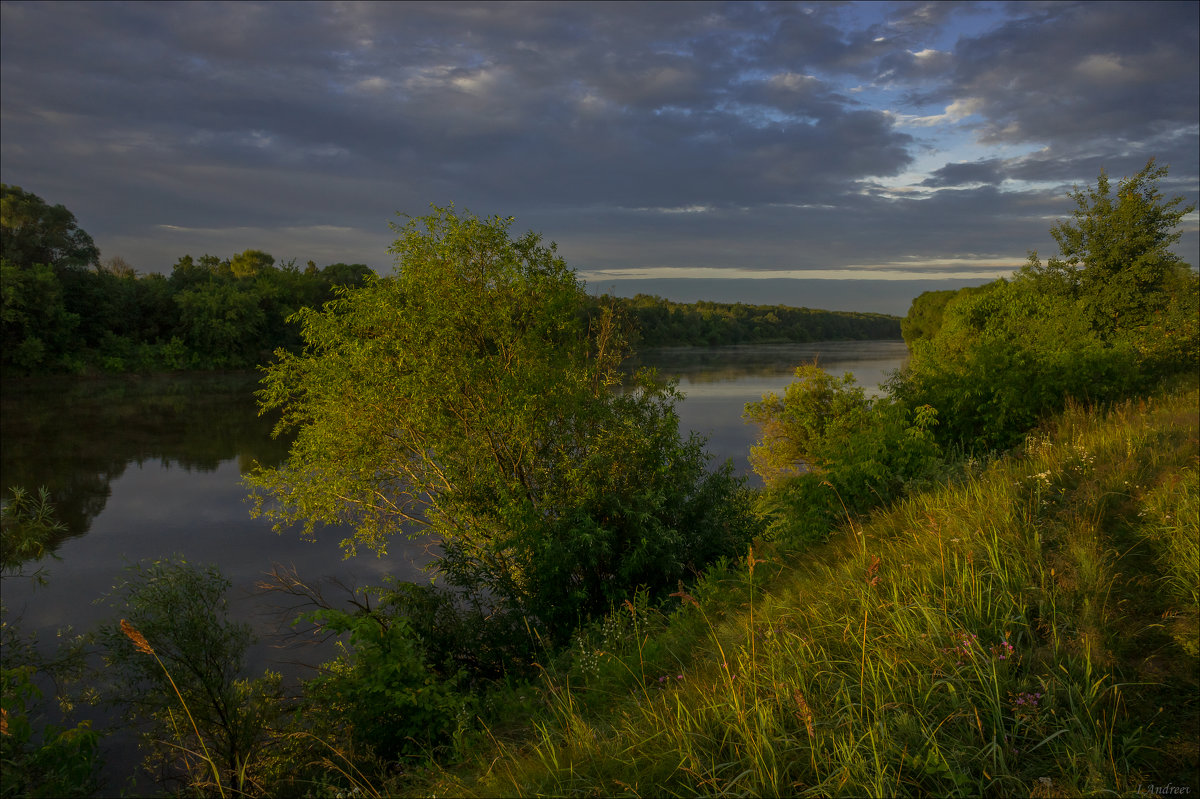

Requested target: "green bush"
[
  {"left": 300, "top": 605, "right": 471, "bottom": 763},
  {"left": 745, "top": 365, "right": 943, "bottom": 546},
  {"left": 98, "top": 559, "right": 282, "bottom": 794},
  {"left": 891, "top": 161, "right": 1196, "bottom": 453},
  {"left": 0, "top": 665, "right": 99, "bottom": 799}
]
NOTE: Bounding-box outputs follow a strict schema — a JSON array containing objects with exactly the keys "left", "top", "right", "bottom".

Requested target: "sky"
[{"left": 2, "top": 1, "right": 1197, "bottom": 315}]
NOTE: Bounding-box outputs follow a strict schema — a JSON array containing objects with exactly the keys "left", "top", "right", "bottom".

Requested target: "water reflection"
[
  {"left": 1, "top": 372, "right": 431, "bottom": 676},
  {"left": 632, "top": 341, "right": 909, "bottom": 478},
  {"left": 0, "top": 372, "right": 291, "bottom": 545},
  {"left": 0, "top": 343, "right": 909, "bottom": 787},
  {"left": 0, "top": 341, "right": 908, "bottom": 654}
]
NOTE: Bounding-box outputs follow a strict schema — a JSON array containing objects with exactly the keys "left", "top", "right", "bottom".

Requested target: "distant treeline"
[
  {"left": 2, "top": 185, "right": 901, "bottom": 375},
  {"left": 600, "top": 294, "right": 901, "bottom": 347}
]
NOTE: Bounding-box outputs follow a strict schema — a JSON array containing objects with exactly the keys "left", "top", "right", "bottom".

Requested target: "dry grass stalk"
[
  {"left": 793, "top": 689, "right": 815, "bottom": 738},
  {"left": 121, "top": 618, "right": 155, "bottom": 655}
]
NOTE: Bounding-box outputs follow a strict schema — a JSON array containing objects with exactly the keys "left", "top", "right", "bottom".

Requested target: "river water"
[{"left": 0, "top": 340, "right": 907, "bottom": 754}]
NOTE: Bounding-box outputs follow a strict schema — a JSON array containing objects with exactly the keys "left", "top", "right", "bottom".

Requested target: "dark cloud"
[
  {"left": 921, "top": 160, "right": 1003, "bottom": 186},
  {"left": 934, "top": 2, "right": 1199, "bottom": 148},
  {"left": 1, "top": 1, "right": 1195, "bottom": 288}
]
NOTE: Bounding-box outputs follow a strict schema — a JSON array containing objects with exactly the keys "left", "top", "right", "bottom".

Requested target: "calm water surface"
[
  {"left": 1, "top": 341, "right": 906, "bottom": 786},
  {"left": 1, "top": 340, "right": 907, "bottom": 667}
]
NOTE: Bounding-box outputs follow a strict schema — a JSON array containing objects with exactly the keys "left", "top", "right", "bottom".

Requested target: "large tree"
[
  {"left": 248, "top": 207, "right": 753, "bottom": 636},
  {"left": 0, "top": 184, "right": 99, "bottom": 271},
  {"left": 1024, "top": 158, "right": 1195, "bottom": 335}
]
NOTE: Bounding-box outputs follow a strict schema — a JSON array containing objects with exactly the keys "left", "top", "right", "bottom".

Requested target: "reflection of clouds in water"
[
  {"left": 3, "top": 345, "right": 908, "bottom": 686},
  {"left": 2, "top": 456, "right": 434, "bottom": 679}
]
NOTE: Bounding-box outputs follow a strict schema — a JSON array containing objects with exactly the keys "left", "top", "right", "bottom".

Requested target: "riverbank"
[{"left": 422, "top": 374, "right": 1199, "bottom": 797}]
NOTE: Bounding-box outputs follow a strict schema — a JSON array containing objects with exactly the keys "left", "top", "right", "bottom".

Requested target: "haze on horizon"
[{"left": 1, "top": 0, "right": 1197, "bottom": 315}]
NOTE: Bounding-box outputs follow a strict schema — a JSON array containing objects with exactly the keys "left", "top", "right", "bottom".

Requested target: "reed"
[{"left": 120, "top": 619, "right": 228, "bottom": 798}]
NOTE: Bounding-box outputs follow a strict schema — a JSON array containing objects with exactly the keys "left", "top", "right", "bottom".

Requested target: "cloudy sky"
[{"left": 2, "top": 1, "right": 1197, "bottom": 314}]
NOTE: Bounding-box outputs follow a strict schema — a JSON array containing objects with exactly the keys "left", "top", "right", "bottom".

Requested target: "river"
[{"left": 0, "top": 340, "right": 907, "bottom": 778}]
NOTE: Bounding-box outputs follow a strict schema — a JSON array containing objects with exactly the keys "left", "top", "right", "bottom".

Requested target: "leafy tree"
[
  {"left": 745, "top": 366, "right": 942, "bottom": 545},
  {"left": 893, "top": 161, "right": 1195, "bottom": 451},
  {"left": 609, "top": 293, "right": 900, "bottom": 347},
  {"left": 744, "top": 364, "right": 870, "bottom": 489},
  {"left": 174, "top": 280, "right": 269, "bottom": 367},
  {"left": 1023, "top": 158, "right": 1195, "bottom": 335},
  {"left": 0, "top": 185, "right": 99, "bottom": 271},
  {"left": 229, "top": 249, "right": 275, "bottom": 279},
  {"left": 320, "top": 262, "right": 373, "bottom": 290},
  {"left": 0, "top": 260, "right": 79, "bottom": 372},
  {"left": 249, "top": 207, "right": 755, "bottom": 636}
]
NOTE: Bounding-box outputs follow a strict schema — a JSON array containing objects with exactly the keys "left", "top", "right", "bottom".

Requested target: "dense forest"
[
  {"left": 0, "top": 185, "right": 899, "bottom": 378},
  {"left": 1, "top": 184, "right": 375, "bottom": 373},
  {"left": 606, "top": 294, "right": 900, "bottom": 346},
  {"left": 3, "top": 161, "right": 1198, "bottom": 797}
]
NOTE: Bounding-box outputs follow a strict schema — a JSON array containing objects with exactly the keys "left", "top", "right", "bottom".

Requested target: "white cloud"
[
  {"left": 895, "top": 97, "right": 983, "bottom": 128},
  {"left": 1074, "top": 53, "right": 1128, "bottom": 83},
  {"left": 354, "top": 76, "right": 390, "bottom": 93}
]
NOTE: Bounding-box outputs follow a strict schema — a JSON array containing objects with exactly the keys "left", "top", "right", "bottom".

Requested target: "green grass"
[{"left": 422, "top": 377, "right": 1199, "bottom": 798}]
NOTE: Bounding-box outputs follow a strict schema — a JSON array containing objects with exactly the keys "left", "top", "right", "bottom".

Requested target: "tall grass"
[
  {"left": 429, "top": 379, "right": 1199, "bottom": 797},
  {"left": 120, "top": 619, "right": 231, "bottom": 798}
]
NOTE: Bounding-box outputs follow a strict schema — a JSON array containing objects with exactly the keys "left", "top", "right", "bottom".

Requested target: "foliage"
[
  {"left": 1, "top": 185, "right": 377, "bottom": 374},
  {"left": 744, "top": 364, "right": 871, "bottom": 487},
  {"left": 900, "top": 285, "right": 990, "bottom": 346},
  {"left": 0, "top": 665, "right": 100, "bottom": 799},
  {"left": 1025, "top": 158, "right": 1196, "bottom": 336},
  {"left": 1, "top": 486, "right": 65, "bottom": 578},
  {"left": 892, "top": 161, "right": 1196, "bottom": 452},
  {"left": 0, "top": 184, "right": 99, "bottom": 271},
  {"left": 0, "top": 489, "right": 98, "bottom": 798},
  {"left": 745, "top": 365, "right": 943, "bottom": 545},
  {"left": 608, "top": 293, "right": 901, "bottom": 346},
  {"left": 892, "top": 277, "right": 1146, "bottom": 450},
  {"left": 97, "top": 559, "right": 282, "bottom": 795},
  {"left": 249, "top": 206, "right": 758, "bottom": 639},
  {"left": 0, "top": 261, "right": 80, "bottom": 372},
  {"left": 299, "top": 605, "right": 470, "bottom": 764}
]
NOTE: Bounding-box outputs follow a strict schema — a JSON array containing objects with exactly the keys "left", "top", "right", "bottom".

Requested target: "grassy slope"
[{"left": 429, "top": 376, "right": 1199, "bottom": 798}]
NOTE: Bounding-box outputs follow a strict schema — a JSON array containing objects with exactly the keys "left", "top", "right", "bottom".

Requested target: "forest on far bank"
[{"left": 0, "top": 184, "right": 900, "bottom": 376}]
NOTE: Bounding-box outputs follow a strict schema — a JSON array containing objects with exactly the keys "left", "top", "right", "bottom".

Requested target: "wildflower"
[
  {"left": 990, "top": 633, "right": 1016, "bottom": 661},
  {"left": 1009, "top": 691, "right": 1045, "bottom": 721},
  {"left": 942, "top": 631, "right": 979, "bottom": 665}
]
